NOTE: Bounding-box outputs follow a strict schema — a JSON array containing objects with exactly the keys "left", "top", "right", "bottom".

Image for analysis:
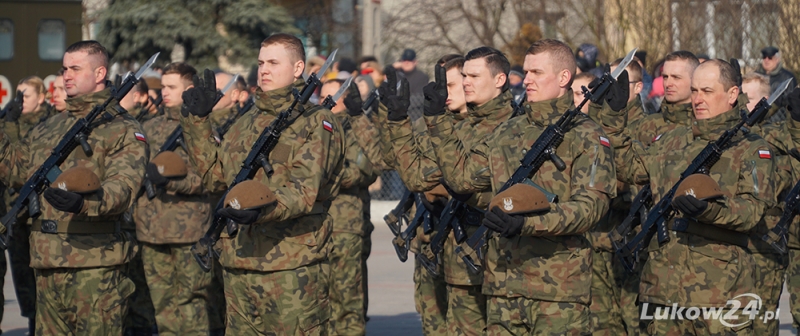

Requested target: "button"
[
  {"left": 522, "top": 149, "right": 527, "bottom": 154},
  {"left": 509, "top": 291, "right": 513, "bottom": 295},
  {"left": 236, "top": 251, "right": 242, "bottom": 256},
  {"left": 307, "top": 239, "right": 312, "bottom": 244},
  {"left": 669, "top": 265, "right": 673, "bottom": 269},
  {"left": 667, "top": 300, "right": 671, "bottom": 304}
]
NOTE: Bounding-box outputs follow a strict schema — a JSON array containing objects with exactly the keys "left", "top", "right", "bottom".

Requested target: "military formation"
[{"left": 0, "top": 30, "right": 800, "bottom": 336}]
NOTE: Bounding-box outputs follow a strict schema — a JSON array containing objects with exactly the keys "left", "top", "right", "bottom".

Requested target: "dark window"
[
  {"left": 38, "top": 19, "right": 65, "bottom": 61},
  {"left": 0, "top": 19, "right": 12, "bottom": 60}
]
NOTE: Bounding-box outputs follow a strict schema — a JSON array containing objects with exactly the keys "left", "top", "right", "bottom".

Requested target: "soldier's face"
[
  {"left": 523, "top": 52, "right": 570, "bottom": 103},
  {"left": 462, "top": 58, "right": 504, "bottom": 106},
  {"left": 662, "top": 60, "right": 694, "bottom": 104},
  {"left": 319, "top": 81, "right": 345, "bottom": 114},
  {"left": 446, "top": 67, "right": 467, "bottom": 113},
  {"left": 570, "top": 78, "right": 592, "bottom": 113},
  {"left": 161, "top": 74, "right": 191, "bottom": 108},
  {"left": 691, "top": 64, "right": 739, "bottom": 120},
  {"left": 62, "top": 51, "right": 106, "bottom": 98},
  {"left": 52, "top": 76, "right": 67, "bottom": 112},
  {"left": 258, "top": 44, "right": 304, "bottom": 92},
  {"left": 741, "top": 81, "right": 768, "bottom": 111},
  {"left": 18, "top": 83, "right": 44, "bottom": 114}
]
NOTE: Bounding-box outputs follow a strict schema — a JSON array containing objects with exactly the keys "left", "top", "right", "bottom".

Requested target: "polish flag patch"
[
  {"left": 758, "top": 150, "right": 771, "bottom": 159},
  {"left": 653, "top": 134, "right": 663, "bottom": 142},
  {"left": 134, "top": 132, "right": 146, "bottom": 142},
  {"left": 599, "top": 136, "right": 610, "bottom": 147},
  {"left": 323, "top": 120, "right": 333, "bottom": 133}
]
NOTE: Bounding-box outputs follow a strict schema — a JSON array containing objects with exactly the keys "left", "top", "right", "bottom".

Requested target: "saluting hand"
[
  {"left": 423, "top": 64, "right": 448, "bottom": 117},
  {"left": 343, "top": 79, "right": 363, "bottom": 117},
  {"left": 379, "top": 66, "right": 411, "bottom": 121},
  {"left": 181, "top": 69, "right": 217, "bottom": 118}
]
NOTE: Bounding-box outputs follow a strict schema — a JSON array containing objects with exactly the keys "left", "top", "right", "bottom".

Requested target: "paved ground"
[{"left": 0, "top": 200, "right": 797, "bottom": 335}]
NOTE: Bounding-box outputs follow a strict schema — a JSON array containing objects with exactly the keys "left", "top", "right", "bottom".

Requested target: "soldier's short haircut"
[
  {"left": 742, "top": 72, "right": 770, "bottom": 97},
  {"left": 162, "top": 62, "right": 197, "bottom": 85},
  {"left": 525, "top": 39, "right": 577, "bottom": 85},
  {"left": 700, "top": 59, "right": 738, "bottom": 91},
  {"left": 133, "top": 78, "right": 149, "bottom": 94},
  {"left": 358, "top": 55, "right": 378, "bottom": 64},
  {"left": 612, "top": 57, "right": 643, "bottom": 83},
  {"left": 443, "top": 57, "right": 465, "bottom": 72},
  {"left": 65, "top": 40, "right": 109, "bottom": 70},
  {"left": 18, "top": 76, "right": 46, "bottom": 96},
  {"left": 664, "top": 51, "right": 700, "bottom": 71},
  {"left": 574, "top": 71, "right": 597, "bottom": 83},
  {"left": 261, "top": 33, "right": 306, "bottom": 64},
  {"left": 466, "top": 47, "right": 510, "bottom": 78},
  {"left": 437, "top": 54, "right": 462, "bottom": 66}
]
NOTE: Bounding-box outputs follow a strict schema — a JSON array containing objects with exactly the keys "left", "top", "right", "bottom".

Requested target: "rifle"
[
  {"left": 143, "top": 74, "right": 239, "bottom": 200},
  {"left": 615, "top": 78, "right": 792, "bottom": 271},
  {"left": 391, "top": 193, "right": 429, "bottom": 262},
  {"left": 763, "top": 176, "right": 800, "bottom": 253},
  {"left": 320, "top": 76, "right": 353, "bottom": 110},
  {"left": 0, "top": 89, "right": 25, "bottom": 120},
  {"left": 213, "top": 96, "right": 254, "bottom": 141},
  {"left": 510, "top": 93, "right": 526, "bottom": 118},
  {"left": 0, "top": 53, "right": 160, "bottom": 249},
  {"left": 192, "top": 50, "right": 338, "bottom": 272},
  {"left": 454, "top": 48, "right": 639, "bottom": 274},
  {"left": 384, "top": 189, "right": 414, "bottom": 236},
  {"left": 362, "top": 89, "right": 378, "bottom": 117}
]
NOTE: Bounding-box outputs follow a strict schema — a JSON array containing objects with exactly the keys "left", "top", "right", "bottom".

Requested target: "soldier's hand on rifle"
[
  {"left": 589, "top": 65, "right": 629, "bottom": 112},
  {"left": 218, "top": 207, "right": 260, "bottom": 225},
  {"left": 145, "top": 163, "right": 169, "bottom": 187},
  {"left": 482, "top": 207, "right": 524, "bottom": 238},
  {"left": 379, "top": 66, "right": 411, "bottom": 121},
  {"left": 344, "top": 80, "right": 363, "bottom": 117},
  {"left": 787, "top": 88, "right": 800, "bottom": 122},
  {"left": 671, "top": 195, "right": 708, "bottom": 218},
  {"left": 6, "top": 90, "right": 23, "bottom": 122},
  {"left": 43, "top": 188, "right": 84, "bottom": 214},
  {"left": 423, "top": 64, "right": 448, "bottom": 116},
  {"left": 181, "top": 69, "right": 217, "bottom": 118}
]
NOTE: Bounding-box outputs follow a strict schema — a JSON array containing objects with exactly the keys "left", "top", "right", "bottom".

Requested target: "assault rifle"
[
  {"left": 192, "top": 50, "right": 338, "bottom": 272},
  {"left": 0, "top": 53, "right": 160, "bottom": 249},
  {"left": 454, "top": 48, "right": 639, "bottom": 274},
  {"left": 764, "top": 175, "right": 800, "bottom": 253},
  {"left": 615, "top": 78, "right": 792, "bottom": 271},
  {"left": 384, "top": 189, "right": 414, "bottom": 236},
  {"left": 391, "top": 193, "right": 429, "bottom": 262}
]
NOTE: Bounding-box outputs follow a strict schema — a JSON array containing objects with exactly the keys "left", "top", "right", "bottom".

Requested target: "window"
[
  {"left": 38, "top": 19, "right": 65, "bottom": 61},
  {"left": 0, "top": 19, "right": 12, "bottom": 60}
]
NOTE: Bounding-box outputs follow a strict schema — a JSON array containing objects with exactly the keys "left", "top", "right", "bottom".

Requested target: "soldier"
[
  {"left": 571, "top": 72, "right": 596, "bottom": 114},
  {"left": 180, "top": 33, "right": 345, "bottom": 335},
  {"left": 607, "top": 59, "right": 774, "bottom": 335},
  {"left": 435, "top": 39, "right": 618, "bottom": 334},
  {"left": 53, "top": 69, "right": 68, "bottom": 113},
  {"left": 0, "top": 40, "right": 146, "bottom": 335},
  {"left": 319, "top": 79, "right": 378, "bottom": 335}
]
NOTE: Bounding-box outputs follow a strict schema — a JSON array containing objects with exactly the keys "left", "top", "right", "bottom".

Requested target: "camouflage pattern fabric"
[
  {"left": 750, "top": 252, "right": 786, "bottom": 335},
  {"left": 122, "top": 245, "right": 156, "bottom": 331},
  {"left": 327, "top": 232, "right": 366, "bottom": 335},
  {"left": 446, "top": 284, "right": 486, "bottom": 336},
  {"left": 208, "top": 257, "right": 227, "bottom": 332},
  {"left": 589, "top": 249, "right": 625, "bottom": 335},
  {"left": 35, "top": 266, "right": 135, "bottom": 336},
  {"left": 223, "top": 262, "right": 330, "bottom": 335},
  {"left": 640, "top": 304, "right": 753, "bottom": 336},
  {"left": 414, "top": 252, "right": 448, "bottom": 336},
  {"left": 485, "top": 296, "right": 591, "bottom": 336},
  {"left": 209, "top": 105, "right": 238, "bottom": 130},
  {"left": 788, "top": 249, "right": 800, "bottom": 330}
]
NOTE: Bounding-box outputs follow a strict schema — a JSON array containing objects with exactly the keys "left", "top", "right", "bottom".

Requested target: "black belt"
[{"left": 670, "top": 218, "right": 749, "bottom": 248}]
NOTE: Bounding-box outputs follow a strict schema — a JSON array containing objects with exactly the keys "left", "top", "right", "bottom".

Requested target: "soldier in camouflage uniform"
[
  {"left": 180, "top": 33, "right": 344, "bottom": 335},
  {"left": 0, "top": 40, "right": 146, "bottom": 335},
  {"left": 0, "top": 75, "right": 59, "bottom": 333},
  {"left": 604, "top": 59, "right": 775, "bottom": 335},
  {"left": 132, "top": 62, "right": 215, "bottom": 335},
  {"left": 434, "top": 39, "right": 617, "bottom": 335}
]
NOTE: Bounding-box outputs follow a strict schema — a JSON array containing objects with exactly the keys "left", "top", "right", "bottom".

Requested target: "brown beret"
[
  {"left": 675, "top": 174, "right": 724, "bottom": 201},
  {"left": 53, "top": 167, "right": 101, "bottom": 194},
  {"left": 424, "top": 184, "right": 449, "bottom": 204},
  {"left": 144, "top": 76, "right": 162, "bottom": 90},
  {"left": 151, "top": 151, "right": 188, "bottom": 178},
  {"left": 224, "top": 180, "right": 278, "bottom": 210},
  {"left": 489, "top": 184, "right": 550, "bottom": 215}
]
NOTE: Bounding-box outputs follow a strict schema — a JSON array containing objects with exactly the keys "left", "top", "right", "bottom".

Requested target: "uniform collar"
[
  {"left": 693, "top": 106, "right": 743, "bottom": 141},
  {"left": 65, "top": 87, "right": 111, "bottom": 118},
  {"left": 468, "top": 90, "right": 513, "bottom": 120},
  {"left": 661, "top": 101, "right": 693, "bottom": 125},
  {"left": 525, "top": 91, "right": 574, "bottom": 127},
  {"left": 254, "top": 79, "right": 305, "bottom": 116},
  {"left": 164, "top": 105, "right": 182, "bottom": 121}
]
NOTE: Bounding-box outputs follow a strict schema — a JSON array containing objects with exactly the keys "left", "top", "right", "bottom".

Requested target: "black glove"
[
  {"left": 181, "top": 69, "right": 218, "bottom": 117},
  {"left": 423, "top": 64, "right": 448, "bottom": 116},
  {"left": 671, "top": 195, "right": 708, "bottom": 218},
  {"left": 218, "top": 207, "right": 260, "bottom": 225},
  {"left": 482, "top": 207, "right": 524, "bottom": 238},
  {"left": 379, "top": 67, "right": 410, "bottom": 121},
  {"left": 588, "top": 65, "right": 629, "bottom": 112},
  {"left": 145, "top": 163, "right": 169, "bottom": 187},
  {"left": 43, "top": 188, "right": 84, "bottom": 214},
  {"left": 787, "top": 88, "right": 800, "bottom": 122},
  {"left": 5, "top": 90, "right": 23, "bottom": 122},
  {"left": 343, "top": 80, "right": 363, "bottom": 117}
]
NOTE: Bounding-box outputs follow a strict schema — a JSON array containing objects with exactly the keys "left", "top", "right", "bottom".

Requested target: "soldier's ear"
[
  {"left": 558, "top": 68, "right": 572, "bottom": 89},
  {"left": 294, "top": 60, "right": 305, "bottom": 80},
  {"left": 495, "top": 72, "right": 507, "bottom": 90},
  {"left": 95, "top": 66, "right": 107, "bottom": 86},
  {"left": 727, "top": 85, "right": 740, "bottom": 106}
]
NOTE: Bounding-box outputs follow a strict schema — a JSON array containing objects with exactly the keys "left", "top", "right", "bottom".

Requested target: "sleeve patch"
[
  {"left": 134, "top": 132, "right": 146, "bottom": 142},
  {"left": 323, "top": 120, "right": 333, "bottom": 133},
  {"left": 653, "top": 134, "right": 663, "bottom": 142},
  {"left": 758, "top": 150, "right": 771, "bottom": 159},
  {"left": 599, "top": 136, "right": 610, "bottom": 147}
]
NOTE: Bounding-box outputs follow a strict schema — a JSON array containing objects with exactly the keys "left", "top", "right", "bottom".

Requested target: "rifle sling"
[
  {"left": 666, "top": 218, "right": 748, "bottom": 248},
  {"left": 32, "top": 218, "right": 120, "bottom": 234}
]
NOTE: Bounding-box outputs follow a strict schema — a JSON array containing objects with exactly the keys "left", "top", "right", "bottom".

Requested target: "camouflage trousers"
[
  {"left": 223, "top": 262, "right": 330, "bottom": 335},
  {"left": 590, "top": 250, "right": 626, "bottom": 336},
  {"left": 328, "top": 232, "right": 366, "bottom": 335},
  {"left": 141, "top": 243, "right": 212, "bottom": 336},
  {"left": 362, "top": 223, "right": 373, "bottom": 320},
  {"left": 414, "top": 249, "right": 449, "bottom": 336},
  {"left": 751, "top": 252, "right": 786, "bottom": 336},
  {"left": 9, "top": 222, "right": 35, "bottom": 318},
  {"left": 639, "top": 303, "right": 753, "bottom": 335},
  {"left": 122, "top": 245, "right": 155, "bottom": 330},
  {"left": 485, "top": 296, "right": 591, "bottom": 336},
  {"left": 787, "top": 248, "right": 800, "bottom": 331},
  {"left": 35, "top": 265, "right": 135, "bottom": 336},
  {"left": 446, "top": 284, "right": 486, "bottom": 335}
]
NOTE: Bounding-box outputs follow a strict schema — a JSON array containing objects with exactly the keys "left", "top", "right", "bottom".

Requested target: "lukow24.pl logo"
[{"left": 640, "top": 293, "right": 778, "bottom": 328}]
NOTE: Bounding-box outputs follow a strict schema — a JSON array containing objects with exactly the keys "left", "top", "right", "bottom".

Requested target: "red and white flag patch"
[
  {"left": 134, "top": 132, "right": 146, "bottom": 142},
  {"left": 758, "top": 150, "right": 771, "bottom": 159},
  {"left": 599, "top": 136, "right": 610, "bottom": 147},
  {"left": 653, "top": 134, "right": 663, "bottom": 142},
  {"left": 323, "top": 120, "right": 333, "bottom": 133}
]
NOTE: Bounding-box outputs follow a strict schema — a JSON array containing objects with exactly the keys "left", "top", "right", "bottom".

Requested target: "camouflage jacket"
[
  {"left": 614, "top": 105, "right": 775, "bottom": 307},
  {"left": 209, "top": 105, "right": 238, "bottom": 130},
  {"left": 629, "top": 101, "right": 693, "bottom": 146},
  {"left": 0, "top": 88, "right": 146, "bottom": 269},
  {"left": 329, "top": 113, "right": 377, "bottom": 235},
  {"left": 437, "top": 91, "right": 616, "bottom": 303},
  {"left": 349, "top": 113, "right": 385, "bottom": 231},
  {"left": 133, "top": 106, "right": 211, "bottom": 244},
  {"left": 373, "top": 102, "right": 397, "bottom": 170},
  {"left": 181, "top": 79, "right": 345, "bottom": 271},
  {"left": 3, "top": 103, "right": 58, "bottom": 142}
]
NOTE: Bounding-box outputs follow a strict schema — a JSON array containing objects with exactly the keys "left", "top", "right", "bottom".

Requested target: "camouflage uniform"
[
  {"left": 209, "top": 105, "right": 238, "bottom": 129},
  {"left": 606, "top": 103, "right": 775, "bottom": 335},
  {"left": 1, "top": 102, "right": 57, "bottom": 325},
  {"left": 132, "top": 105, "right": 214, "bottom": 335},
  {"left": 0, "top": 88, "right": 146, "bottom": 335},
  {"left": 181, "top": 79, "right": 344, "bottom": 335},
  {"left": 327, "top": 112, "right": 378, "bottom": 335},
  {"left": 436, "top": 91, "right": 616, "bottom": 335}
]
